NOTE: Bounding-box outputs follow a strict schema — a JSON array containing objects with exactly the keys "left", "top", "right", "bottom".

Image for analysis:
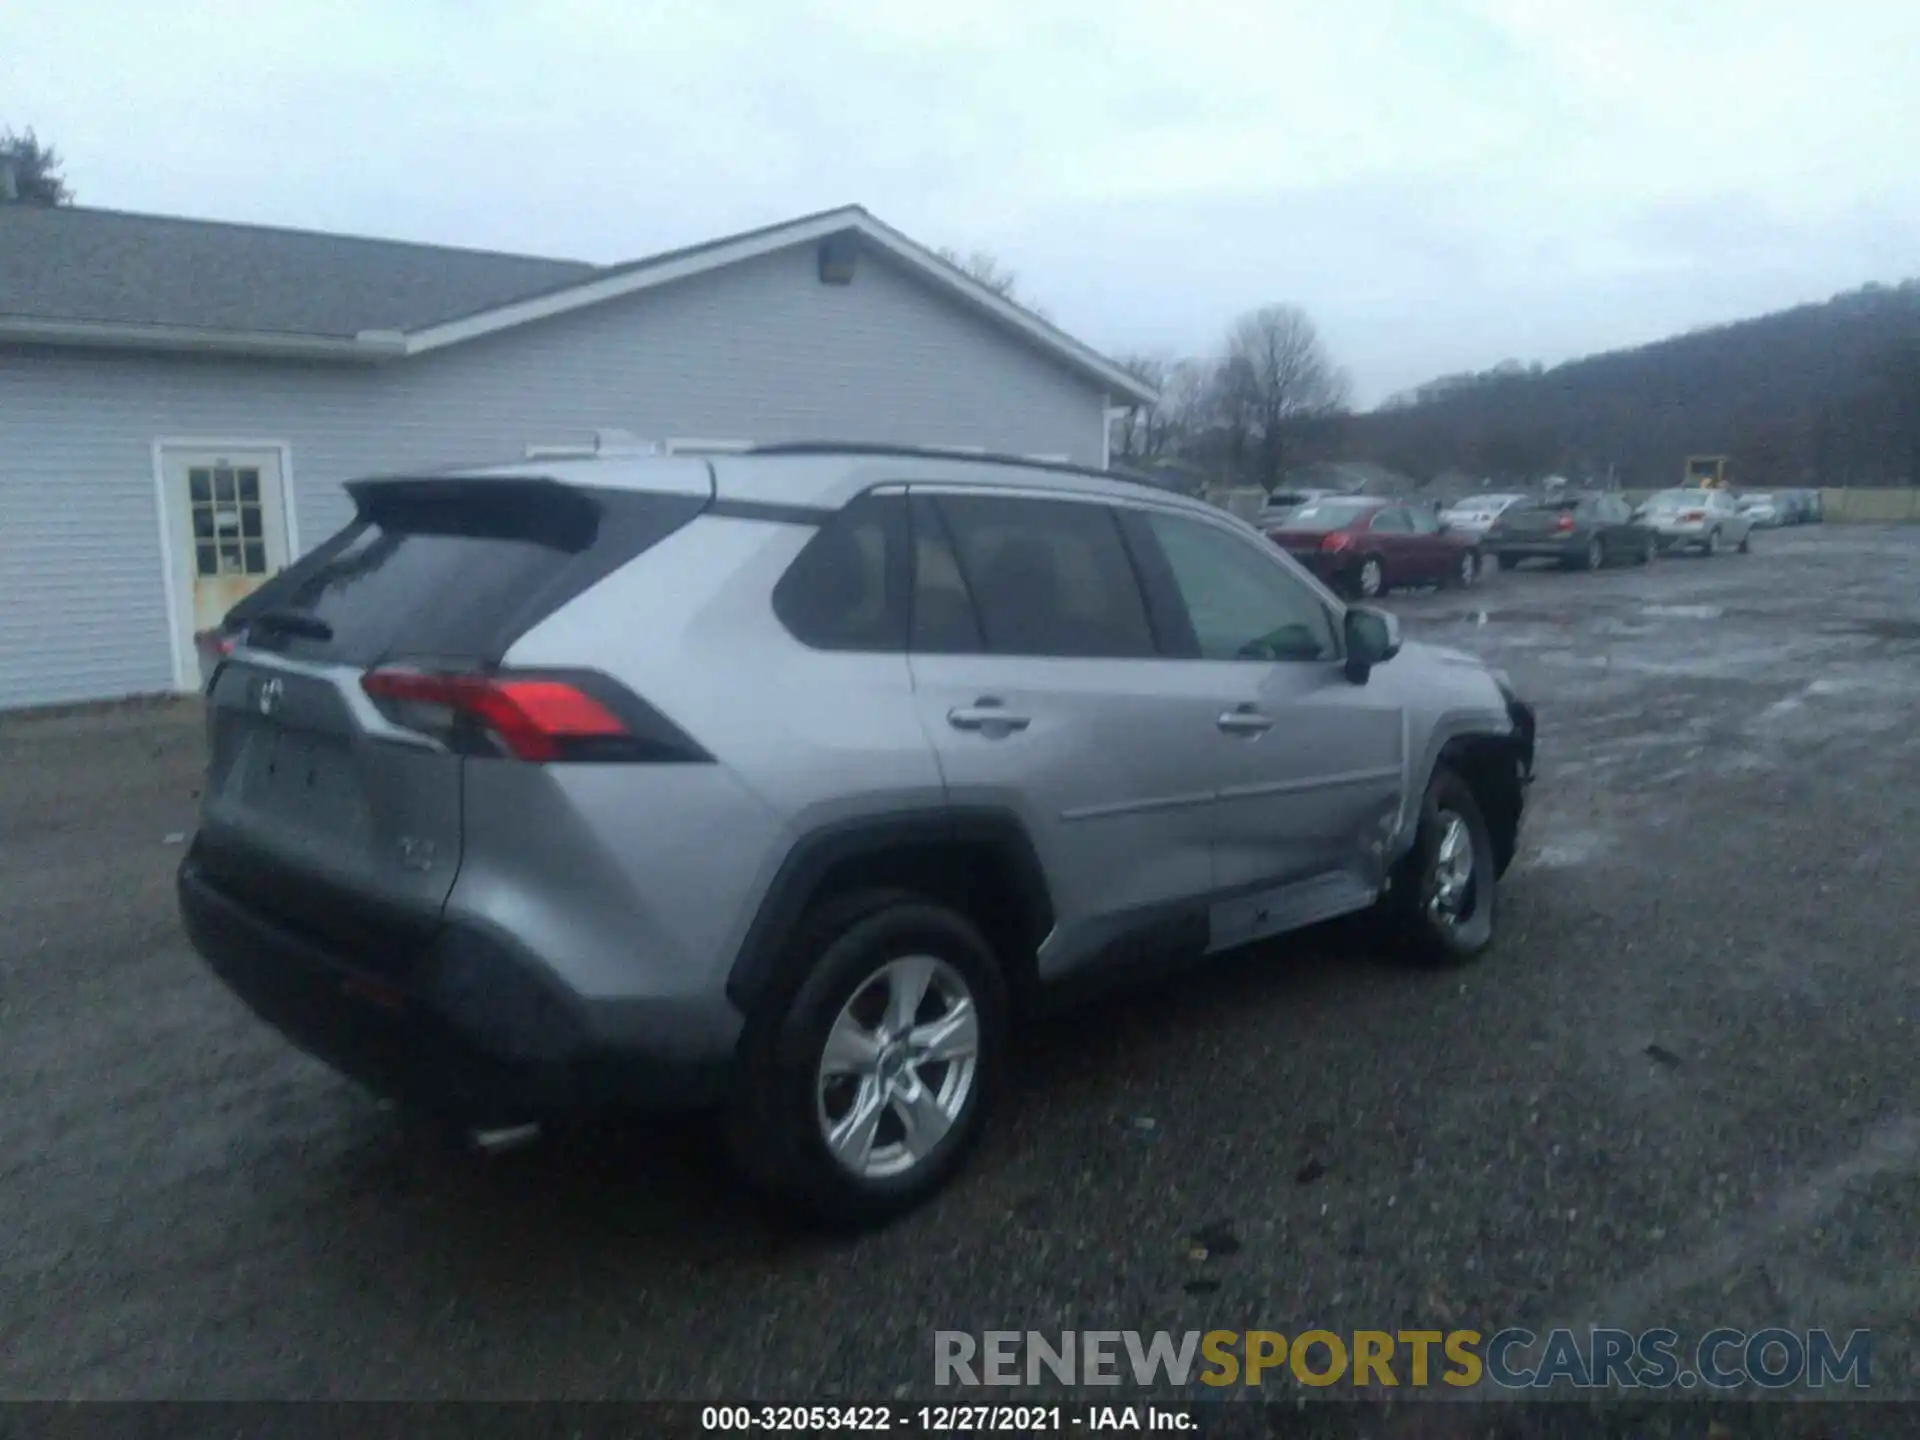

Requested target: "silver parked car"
[
  {"left": 1636, "top": 487, "right": 1755, "bottom": 556},
  {"left": 1440, "top": 493, "right": 1528, "bottom": 537},
  {"left": 1737, "top": 492, "right": 1783, "bottom": 528},
  {"left": 178, "top": 442, "right": 1536, "bottom": 1227}
]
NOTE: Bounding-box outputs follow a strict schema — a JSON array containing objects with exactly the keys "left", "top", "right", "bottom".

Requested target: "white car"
[
  {"left": 1441, "top": 494, "right": 1528, "bottom": 537},
  {"left": 1636, "top": 488, "right": 1755, "bottom": 556}
]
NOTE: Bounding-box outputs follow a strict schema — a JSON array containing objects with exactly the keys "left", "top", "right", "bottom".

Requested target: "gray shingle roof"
[{"left": 0, "top": 203, "right": 598, "bottom": 337}]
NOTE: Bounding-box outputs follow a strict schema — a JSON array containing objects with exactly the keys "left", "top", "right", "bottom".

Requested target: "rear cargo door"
[{"left": 193, "top": 473, "right": 710, "bottom": 955}]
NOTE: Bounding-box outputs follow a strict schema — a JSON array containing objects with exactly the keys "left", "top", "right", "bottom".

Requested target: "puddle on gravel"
[
  {"left": 1523, "top": 832, "right": 1611, "bottom": 869},
  {"left": 1405, "top": 608, "right": 1583, "bottom": 626},
  {"left": 1639, "top": 604, "right": 1727, "bottom": 620},
  {"left": 1824, "top": 618, "right": 1920, "bottom": 642}
]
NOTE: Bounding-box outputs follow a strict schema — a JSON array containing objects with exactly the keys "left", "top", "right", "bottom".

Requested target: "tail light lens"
[
  {"left": 194, "top": 628, "right": 238, "bottom": 688},
  {"left": 360, "top": 667, "right": 710, "bottom": 764},
  {"left": 1680, "top": 509, "right": 1706, "bottom": 522},
  {"left": 1554, "top": 514, "right": 1576, "bottom": 532},
  {"left": 1321, "top": 532, "right": 1353, "bottom": 552}
]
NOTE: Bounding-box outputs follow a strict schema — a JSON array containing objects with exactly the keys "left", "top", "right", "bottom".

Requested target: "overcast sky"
[{"left": 10, "top": 0, "right": 1919, "bottom": 404}]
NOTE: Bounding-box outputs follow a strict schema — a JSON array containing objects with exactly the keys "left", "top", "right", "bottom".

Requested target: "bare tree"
[
  {"left": 1112, "top": 353, "right": 1173, "bottom": 461},
  {"left": 1161, "top": 358, "right": 1215, "bottom": 444},
  {"left": 0, "top": 127, "right": 73, "bottom": 204},
  {"left": 1212, "top": 352, "right": 1260, "bottom": 483},
  {"left": 1221, "top": 305, "right": 1351, "bottom": 490},
  {"left": 933, "top": 245, "right": 1051, "bottom": 322}
]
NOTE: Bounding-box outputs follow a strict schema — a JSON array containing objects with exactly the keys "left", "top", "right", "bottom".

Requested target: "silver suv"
[{"left": 179, "top": 442, "right": 1535, "bottom": 1227}]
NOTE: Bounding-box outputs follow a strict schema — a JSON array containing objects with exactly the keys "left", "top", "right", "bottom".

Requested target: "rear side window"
[
  {"left": 234, "top": 478, "right": 705, "bottom": 667},
  {"left": 772, "top": 492, "right": 910, "bottom": 651},
  {"left": 1371, "top": 508, "right": 1411, "bottom": 532},
  {"left": 932, "top": 494, "right": 1155, "bottom": 659},
  {"left": 908, "top": 495, "right": 984, "bottom": 653}
]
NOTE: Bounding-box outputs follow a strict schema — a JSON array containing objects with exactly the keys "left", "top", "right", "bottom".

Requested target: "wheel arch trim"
[{"left": 723, "top": 807, "right": 1055, "bottom": 1014}]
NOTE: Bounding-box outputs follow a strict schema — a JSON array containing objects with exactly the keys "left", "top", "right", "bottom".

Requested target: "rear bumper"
[
  {"left": 1650, "top": 528, "right": 1709, "bottom": 549},
  {"left": 179, "top": 854, "right": 732, "bottom": 1124}
]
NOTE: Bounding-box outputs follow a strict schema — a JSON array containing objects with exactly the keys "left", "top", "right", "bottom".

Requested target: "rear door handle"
[
  {"left": 1218, "top": 706, "right": 1274, "bottom": 735},
  {"left": 948, "top": 698, "right": 1030, "bottom": 734}
]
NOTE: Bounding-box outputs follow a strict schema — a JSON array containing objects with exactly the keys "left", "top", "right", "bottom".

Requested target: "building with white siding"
[{"left": 0, "top": 202, "right": 1154, "bottom": 709}]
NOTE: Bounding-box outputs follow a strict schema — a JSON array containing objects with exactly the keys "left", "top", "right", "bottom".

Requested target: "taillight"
[
  {"left": 194, "top": 628, "right": 238, "bottom": 689},
  {"left": 1680, "top": 509, "right": 1706, "bottom": 522},
  {"left": 1321, "top": 532, "right": 1353, "bottom": 552},
  {"left": 360, "top": 668, "right": 709, "bottom": 764},
  {"left": 1554, "top": 514, "right": 1576, "bottom": 532}
]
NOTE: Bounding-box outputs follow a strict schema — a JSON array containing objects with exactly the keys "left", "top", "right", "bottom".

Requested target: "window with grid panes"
[{"left": 188, "top": 465, "right": 269, "bottom": 577}]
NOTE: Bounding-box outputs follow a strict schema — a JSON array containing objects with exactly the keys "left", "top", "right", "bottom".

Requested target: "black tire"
[
  {"left": 1378, "top": 765, "right": 1498, "bottom": 966},
  {"left": 1639, "top": 535, "right": 1656, "bottom": 565},
  {"left": 1444, "top": 550, "right": 1478, "bottom": 590},
  {"left": 724, "top": 889, "right": 1009, "bottom": 1230},
  {"left": 1703, "top": 528, "right": 1721, "bottom": 558},
  {"left": 1737, "top": 529, "right": 1752, "bottom": 554},
  {"left": 1584, "top": 536, "right": 1604, "bottom": 570}
]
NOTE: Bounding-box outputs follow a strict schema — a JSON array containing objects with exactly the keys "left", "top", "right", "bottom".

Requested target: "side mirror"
[{"left": 1344, "top": 606, "right": 1401, "bottom": 685}]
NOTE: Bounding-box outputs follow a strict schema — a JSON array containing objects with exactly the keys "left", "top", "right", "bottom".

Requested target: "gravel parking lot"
[{"left": 4, "top": 525, "right": 1918, "bottom": 1409}]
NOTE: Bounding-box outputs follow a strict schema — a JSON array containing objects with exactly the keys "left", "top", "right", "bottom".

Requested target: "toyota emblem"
[{"left": 256, "top": 676, "right": 284, "bottom": 716}]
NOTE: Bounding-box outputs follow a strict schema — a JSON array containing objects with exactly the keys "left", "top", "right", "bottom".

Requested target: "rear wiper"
[{"left": 245, "top": 608, "right": 334, "bottom": 642}]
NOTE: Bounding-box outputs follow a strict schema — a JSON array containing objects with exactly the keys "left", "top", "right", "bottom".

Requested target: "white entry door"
[{"left": 161, "top": 445, "right": 292, "bottom": 688}]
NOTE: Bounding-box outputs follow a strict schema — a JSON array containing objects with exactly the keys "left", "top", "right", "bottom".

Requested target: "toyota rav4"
[{"left": 178, "top": 442, "right": 1536, "bottom": 1227}]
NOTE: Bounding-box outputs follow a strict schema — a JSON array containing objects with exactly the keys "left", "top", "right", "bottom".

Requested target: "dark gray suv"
[{"left": 180, "top": 442, "right": 1536, "bottom": 1227}]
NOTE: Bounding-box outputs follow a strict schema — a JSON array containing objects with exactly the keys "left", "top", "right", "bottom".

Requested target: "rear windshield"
[
  {"left": 1643, "top": 491, "right": 1703, "bottom": 508},
  {"left": 230, "top": 478, "right": 705, "bottom": 666},
  {"left": 1450, "top": 495, "right": 1520, "bottom": 511},
  {"left": 1280, "top": 499, "right": 1379, "bottom": 530}
]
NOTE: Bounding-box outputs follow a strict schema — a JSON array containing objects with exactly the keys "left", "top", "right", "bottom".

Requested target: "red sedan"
[{"left": 1265, "top": 496, "right": 1483, "bottom": 600}]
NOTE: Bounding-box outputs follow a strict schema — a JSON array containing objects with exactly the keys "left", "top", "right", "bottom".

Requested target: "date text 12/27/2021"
[{"left": 700, "top": 1403, "right": 1197, "bottom": 1432}]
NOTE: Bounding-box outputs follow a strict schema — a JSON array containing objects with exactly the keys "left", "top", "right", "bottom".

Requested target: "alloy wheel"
[
  {"left": 815, "top": 955, "right": 980, "bottom": 1181},
  {"left": 1359, "top": 558, "right": 1384, "bottom": 598},
  {"left": 1427, "top": 810, "right": 1477, "bottom": 931}
]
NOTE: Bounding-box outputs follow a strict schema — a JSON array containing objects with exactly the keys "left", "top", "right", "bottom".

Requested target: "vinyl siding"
[{"left": 0, "top": 244, "right": 1109, "bottom": 709}]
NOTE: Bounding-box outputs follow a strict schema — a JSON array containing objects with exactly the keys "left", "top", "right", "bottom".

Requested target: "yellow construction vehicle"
[{"left": 1683, "top": 455, "right": 1731, "bottom": 489}]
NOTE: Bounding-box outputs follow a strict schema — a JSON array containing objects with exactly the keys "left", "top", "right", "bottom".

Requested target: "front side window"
[
  {"left": 932, "top": 494, "right": 1155, "bottom": 659},
  {"left": 1140, "top": 510, "right": 1339, "bottom": 663},
  {"left": 1406, "top": 506, "right": 1442, "bottom": 535}
]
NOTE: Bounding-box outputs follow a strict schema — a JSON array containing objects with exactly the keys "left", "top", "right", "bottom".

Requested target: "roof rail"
[{"left": 744, "top": 440, "right": 1129, "bottom": 487}]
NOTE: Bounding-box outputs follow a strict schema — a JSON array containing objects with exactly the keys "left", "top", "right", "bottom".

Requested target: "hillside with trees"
[
  {"left": 1350, "top": 281, "right": 1920, "bottom": 491},
  {"left": 1115, "top": 280, "right": 1920, "bottom": 495}
]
